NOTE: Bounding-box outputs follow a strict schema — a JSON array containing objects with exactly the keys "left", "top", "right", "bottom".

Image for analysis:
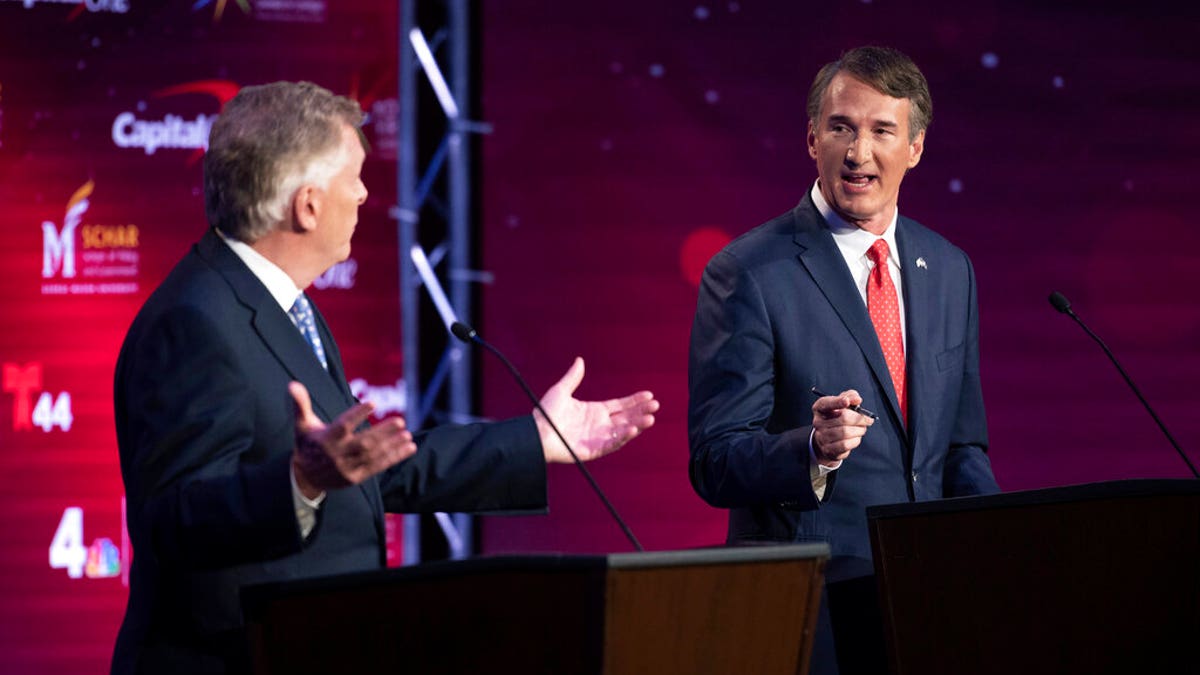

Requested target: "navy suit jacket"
[
  {"left": 112, "top": 229, "right": 546, "bottom": 674},
  {"left": 688, "top": 194, "right": 999, "bottom": 582}
]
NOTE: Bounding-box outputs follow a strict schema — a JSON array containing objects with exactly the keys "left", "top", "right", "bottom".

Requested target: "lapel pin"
[{"left": 915, "top": 257, "right": 927, "bottom": 269}]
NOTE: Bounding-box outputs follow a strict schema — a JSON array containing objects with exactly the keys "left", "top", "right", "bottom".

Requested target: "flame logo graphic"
[{"left": 192, "top": 0, "right": 253, "bottom": 22}]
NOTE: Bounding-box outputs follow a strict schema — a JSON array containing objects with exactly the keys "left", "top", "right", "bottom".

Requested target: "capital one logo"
[
  {"left": 111, "top": 80, "right": 239, "bottom": 158},
  {"left": 42, "top": 180, "right": 92, "bottom": 279},
  {"left": 349, "top": 378, "right": 406, "bottom": 418}
]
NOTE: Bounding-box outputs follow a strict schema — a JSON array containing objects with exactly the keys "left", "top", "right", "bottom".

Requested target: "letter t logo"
[{"left": 2, "top": 362, "right": 42, "bottom": 431}]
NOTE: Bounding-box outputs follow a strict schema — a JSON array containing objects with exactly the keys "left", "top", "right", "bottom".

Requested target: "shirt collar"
[
  {"left": 216, "top": 229, "right": 304, "bottom": 312},
  {"left": 810, "top": 181, "right": 901, "bottom": 269}
]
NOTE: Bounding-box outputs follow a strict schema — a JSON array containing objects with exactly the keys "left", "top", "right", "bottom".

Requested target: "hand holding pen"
[
  {"left": 810, "top": 386, "right": 876, "bottom": 465},
  {"left": 810, "top": 386, "right": 877, "bottom": 420}
]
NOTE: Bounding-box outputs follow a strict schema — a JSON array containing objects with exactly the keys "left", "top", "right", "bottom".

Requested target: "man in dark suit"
[
  {"left": 688, "top": 46, "right": 999, "bottom": 673},
  {"left": 112, "top": 81, "right": 659, "bottom": 675}
]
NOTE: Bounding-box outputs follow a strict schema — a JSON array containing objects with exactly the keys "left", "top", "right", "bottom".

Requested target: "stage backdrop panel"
[
  {"left": 0, "top": 3, "right": 402, "bottom": 673},
  {"left": 478, "top": 1, "right": 1200, "bottom": 554},
  {"left": 2, "top": 1, "right": 1200, "bottom": 674}
]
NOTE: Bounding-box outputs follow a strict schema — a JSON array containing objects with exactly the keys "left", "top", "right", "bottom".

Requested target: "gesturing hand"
[
  {"left": 535, "top": 357, "right": 660, "bottom": 464},
  {"left": 811, "top": 389, "right": 874, "bottom": 466},
  {"left": 289, "top": 381, "right": 417, "bottom": 499}
]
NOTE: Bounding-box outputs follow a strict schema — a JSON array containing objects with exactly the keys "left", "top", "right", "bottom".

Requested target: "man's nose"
[{"left": 845, "top": 135, "right": 870, "bottom": 164}]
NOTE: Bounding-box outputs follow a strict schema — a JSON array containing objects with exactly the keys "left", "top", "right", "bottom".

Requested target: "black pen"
[{"left": 810, "top": 386, "right": 879, "bottom": 420}]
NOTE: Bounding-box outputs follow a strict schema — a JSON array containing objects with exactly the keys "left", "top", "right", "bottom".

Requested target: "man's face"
[
  {"left": 807, "top": 72, "right": 925, "bottom": 235},
  {"left": 316, "top": 123, "right": 368, "bottom": 264}
]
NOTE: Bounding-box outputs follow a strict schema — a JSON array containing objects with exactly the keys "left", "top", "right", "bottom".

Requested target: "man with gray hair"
[
  {"left": 113, "top": 81, "right": 659, "bottom": 674},
  {"left": 688, "top": 46, "right": 999, "bottom": 673}
]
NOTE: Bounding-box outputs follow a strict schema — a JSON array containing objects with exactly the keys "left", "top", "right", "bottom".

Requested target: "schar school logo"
[
  {"left": 111, "top": 80, "right": 240, "bottom": 158},
  {"left": 41, "top": 180, "right": 140, "bottom": 296}
]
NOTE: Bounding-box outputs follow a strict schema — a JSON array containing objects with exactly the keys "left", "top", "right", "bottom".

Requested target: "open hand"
[
  {"left": 535, "top": 357, "right": 659, "bottom": 464},
  {"left": 290, "top": 381, "right": 417, "bottom": 498}
]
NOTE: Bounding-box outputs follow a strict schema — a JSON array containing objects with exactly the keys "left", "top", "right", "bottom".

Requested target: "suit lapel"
[
  {"left": 250, "top": 300, "right": 348, "bottom": 421},
  {"left": 311, "top": 301, "right": 348, "bottom": 393},
  {"left": 199, "top": 231, "right": 345, "bottom": 423},
  {"left": 197, "top": 230, "right": 385, "bottom": 526},
  {"left": 896, "top": 222, "right": 928, "bottom": 449},
  {"left": 309, "top": 299, "right": 387, "bottom": 532},
  {"left": 791, "top": 198, "right": 908, "bottom": 432}
]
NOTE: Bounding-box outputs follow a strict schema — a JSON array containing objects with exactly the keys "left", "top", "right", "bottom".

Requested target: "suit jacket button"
[{"left": 911, "top": 471, "right": 918, "bottom": 483}]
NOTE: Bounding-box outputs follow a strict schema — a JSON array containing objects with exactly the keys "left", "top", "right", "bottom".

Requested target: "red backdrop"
[
  {"left": 477, "top": 1, "right": 1200, "bottom": 552},
  {"left": 2, "top": 1, "right": 1199, "bottom": 674},
  {"left": 0, "top": 2, "right": 402, "bottom": 672}
]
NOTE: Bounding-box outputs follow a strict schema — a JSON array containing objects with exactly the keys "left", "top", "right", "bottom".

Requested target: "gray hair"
[
  {"left": 807, "top": 46, "right": 932, "bottom": 140},
  {"left": 204, "top": 81, "right": 364, "bottom": 242}
]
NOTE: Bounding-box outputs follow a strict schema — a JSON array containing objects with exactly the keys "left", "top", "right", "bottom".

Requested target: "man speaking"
[{"left": 688, "top": 46, "right": 999, "bottom": 673}]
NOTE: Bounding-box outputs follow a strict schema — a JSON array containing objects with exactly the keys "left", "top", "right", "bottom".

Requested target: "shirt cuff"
[
  {"left": 808, "top": 427, "right": 842, "bottom": 479},
  {"left": 290, "top": 466, "right": 326, "bottom": 540}
]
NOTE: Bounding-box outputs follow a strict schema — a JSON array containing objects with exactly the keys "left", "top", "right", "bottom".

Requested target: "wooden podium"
[
  {"left": 868, "top": 479, "right": 1200, "bottom": 674},
  {"left": 243, "top": 543, "right": 829, "bottom": 675}
]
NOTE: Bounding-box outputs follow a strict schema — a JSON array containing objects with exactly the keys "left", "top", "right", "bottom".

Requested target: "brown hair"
[
  {"left": 806, "top": 46, "right": 932, "bottom": 139},
  {"left": 204, "top": 81, "right": 363, "bottom": 242}
]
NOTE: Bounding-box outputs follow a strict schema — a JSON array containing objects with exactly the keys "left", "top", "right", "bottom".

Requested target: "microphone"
[
  {"left": 1047, "top": 291, "right": 1071, "bottom": 315},
  {"left": 450, "top": 322, "right": 476, "bottom": 342},
  {"left": 1048, "top": 291, "right": 1198, "bottom": 478},
  {"left": 450, "top": 321, "right": 645, "bottom": 551}
]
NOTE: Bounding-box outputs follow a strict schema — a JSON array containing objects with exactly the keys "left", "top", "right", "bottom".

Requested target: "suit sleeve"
[
  {"left": 943, "top": 254, "right": 1000, "bottom": 497},
  {"left": 688, "top": 249, "right": 819, "bottom": 510},
  {"left": 118, "top": 305, "right": 301, "bottom": 571},
  {"left": 379, "top": 415, "right": 548, "bottom": 514}
]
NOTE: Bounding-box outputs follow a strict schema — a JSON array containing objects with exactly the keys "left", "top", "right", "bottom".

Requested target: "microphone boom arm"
[
  {"left": 453, "top": 322, "right": 645, "bottom": 551},
  {"left": 1049, "top": 292, "right": 1199, "bottom": 478}
]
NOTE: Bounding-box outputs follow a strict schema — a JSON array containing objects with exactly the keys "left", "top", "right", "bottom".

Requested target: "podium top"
[
  {"left": 607, "top": 542, "right": 829, "bottom": 569},
  {"left": 242, "top": 543, "right": 830, "bottom": 617},
  {"left": 867, "top": 478, "right": 1199, "bottom": 521}
]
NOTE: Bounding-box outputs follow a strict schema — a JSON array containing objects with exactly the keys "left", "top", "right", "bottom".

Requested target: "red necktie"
[{"left": 866, "top": 239, "right": 906, "bottom": 421}]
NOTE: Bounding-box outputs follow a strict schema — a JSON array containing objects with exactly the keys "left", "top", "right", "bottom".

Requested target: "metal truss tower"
[{"left": 396, "top": 0, "right": 487, "bottom": 565}]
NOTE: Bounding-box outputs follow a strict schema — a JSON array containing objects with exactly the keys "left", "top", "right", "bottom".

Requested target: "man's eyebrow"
[{"left": 825, "top": 114, "right": 900, "bottom": 129}]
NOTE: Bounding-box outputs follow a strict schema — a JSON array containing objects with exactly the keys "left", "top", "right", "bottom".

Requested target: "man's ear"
[
  {"left": 292, "top": 185, "right": 320, "bottom": 233},
  {"left": 907, "top": 129, "right": 926, "bottom": 169}
]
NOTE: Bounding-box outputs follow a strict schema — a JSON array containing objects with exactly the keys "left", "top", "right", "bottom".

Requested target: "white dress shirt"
[{"left": 805, "top": 182, "right": 907, "bottom": 498}]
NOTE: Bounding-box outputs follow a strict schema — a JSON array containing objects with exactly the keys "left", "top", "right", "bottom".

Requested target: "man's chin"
[
  {"left": 831, "top": 202, "right": 871, "bottom": 224},
  {"left": 832, "top": 195, "right": 886, "bottom": 221}
]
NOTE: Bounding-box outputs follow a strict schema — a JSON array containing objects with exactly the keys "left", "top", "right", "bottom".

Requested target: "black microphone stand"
[
  {"left": 1049, "top": 291, "right": 1198, "bottom": 478},
  {"left": 451, "top": 322, "right": 645, "bottom": 551}
]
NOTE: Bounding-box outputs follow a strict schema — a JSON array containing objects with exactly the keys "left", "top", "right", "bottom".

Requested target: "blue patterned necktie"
[{"left": 288, "top": 295, "right": 328, "bottom": 371}]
